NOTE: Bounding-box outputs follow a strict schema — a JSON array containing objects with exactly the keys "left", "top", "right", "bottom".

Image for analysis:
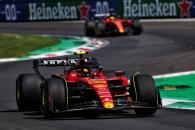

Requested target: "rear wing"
[
  {"left": 94, "top": 13, "right": 110, "bottom": 17},
  {"left": 33, "top": 59, "right": 78, "bottom": 67},
  {"left": 33, "top": 57, "right": 98, "bottom": 67},
  {"left": 91, "top": 11, "right": 116, "bottom": 20},
  {"left": 33, "top": 57, "right": 99, "bottom": 78},
  {"left": 33, "top": 51, "right": 93, "bottom": 67}
]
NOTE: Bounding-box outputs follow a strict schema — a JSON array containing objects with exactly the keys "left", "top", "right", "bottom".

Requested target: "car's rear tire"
[
  {"left": 41, "top": 78, "right": 67, "bottom": 118},
  {"left": 132, "top": 19, "right": 143, "bottom": 35},
  {"left": 130, "top": 73, "right": 160, "bottom": 115},
  {"left": 85, "top": 21, "right": 96, "bottom": 37},
  {"left": 16, "top": 73, "right": 42, "bottom": 111}
]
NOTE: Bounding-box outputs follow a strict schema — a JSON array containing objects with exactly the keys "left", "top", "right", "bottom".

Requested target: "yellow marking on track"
[{"left": 164, "top": 86, "right": 176, "bottom": 90}]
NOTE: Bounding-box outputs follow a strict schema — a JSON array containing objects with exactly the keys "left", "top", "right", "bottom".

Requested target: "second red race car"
[
  {"left": 85, "top": 13, "right": 143, "bottom": 37},
  {"left": 16, "top": 52, "right": 161, "bottom": 118}
]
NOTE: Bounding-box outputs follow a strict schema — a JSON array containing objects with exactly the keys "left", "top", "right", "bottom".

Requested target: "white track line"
[
  {"left": 153, "top": 70, "right": 195, "bottom": 79},
  {"left": 141, "top": 18, "right": 195, "bottom": 22},
  {"left": 162, "top": 98, "right": 195, "bottom": 110},
  {"left": 57, "top": 18, "right": 195, "bottom": 24}
]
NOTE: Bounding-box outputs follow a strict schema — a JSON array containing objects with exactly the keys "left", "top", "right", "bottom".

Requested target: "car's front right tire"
[{"left": 41, "top": 78, "right": 67, "bottom": 118}]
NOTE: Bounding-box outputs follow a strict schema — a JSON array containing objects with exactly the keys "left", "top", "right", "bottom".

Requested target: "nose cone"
[
  {"left": 119, "top": 28, "right": 125, "bottom": 33},
  {"left": 103, "top": 101, "right": 114, "bottom": 109},
  {"left": 114, "top": 20, "right": 125, "bottom": 33},
  {"left": 90, "top": 79, "right": 114, "bottom": 109}
]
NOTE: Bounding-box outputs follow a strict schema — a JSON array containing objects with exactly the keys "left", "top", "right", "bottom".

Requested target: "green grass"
[{"left": 0, "top": 33, "right": 59, "bottom": 58}]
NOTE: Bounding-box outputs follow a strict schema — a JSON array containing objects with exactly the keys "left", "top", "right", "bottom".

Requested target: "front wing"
[{"left": 58, "top": 99, "right": 161, "bottom": 113}]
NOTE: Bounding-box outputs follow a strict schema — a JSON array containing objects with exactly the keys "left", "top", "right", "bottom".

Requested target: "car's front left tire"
[
  {"left": 96, "top": 22, "right": 105, "bottom": 37},
  {"left": 16, "top": 73, "right": 42, "bottom": 111},
  {"left": 130, "top": 73, "right": 161, "bottom": 115},
  {"left": 132, "top": 19, "right": 143, "bottom": 35},
  {"left": 85, "top": 21, "right": 96, "bottom": 37}
]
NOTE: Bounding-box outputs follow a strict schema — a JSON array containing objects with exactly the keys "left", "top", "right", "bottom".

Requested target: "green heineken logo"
[
  {"left": 123, "top": 0, "right": 177, "bottom": 17},
  {"left": 28, "top": 2, "right": 78, "bottom": 20}
]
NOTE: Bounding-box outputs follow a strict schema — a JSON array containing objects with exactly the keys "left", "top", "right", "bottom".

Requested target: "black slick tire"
[
  {"left": 96, "top": 22, "right": 105, "bottom": 37},
  {"left": 132, "top": 19, "right": 143, "bottom": 35},
  {"left": 85, "top": 21, "right": 96, "bottom": 37},
  {"left": 41, "top": 78, "right": 67, "bottom": 118},
  {"left": 130, "top": 73, "right": 160, "bottom": 115},
  {"left": 16, "top": 73, "right": 42, "bottom": 111}
]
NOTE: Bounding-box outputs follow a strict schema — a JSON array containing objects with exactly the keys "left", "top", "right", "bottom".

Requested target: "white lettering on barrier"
[
  {"left": 123, "top": 0, "right": 177, "bottom": 17},
  {"left": 29, "top": 2, "right": 78, "bottom": 20},
  {"left": 95, "top": 1, "right": 110, "bottom": 15},
  {"left": 5, "top": 4, "right": 17, "bottom": 21}
]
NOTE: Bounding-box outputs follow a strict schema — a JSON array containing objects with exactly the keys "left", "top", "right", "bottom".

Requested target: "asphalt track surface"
[{"left": 1, "top": 21, "right": 195, "bottom": 130}]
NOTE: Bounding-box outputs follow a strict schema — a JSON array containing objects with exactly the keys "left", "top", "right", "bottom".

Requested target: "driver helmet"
[
  {"left": 83, "top": 68, "right": 89, "bottom": 73},
  {"left": 79, "top": 68, "right": 90, "bottom": 77},
  {"left": 110, "top": 16, "right": 115, "bottom": 20}
]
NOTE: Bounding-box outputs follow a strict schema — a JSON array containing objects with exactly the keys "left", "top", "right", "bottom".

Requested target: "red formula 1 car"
[
  {"left": 16, "top": 52, "right": 161, "bottom": 118},
  {"left": 85, "top": 14, "right": 143, "bottom": 37}
]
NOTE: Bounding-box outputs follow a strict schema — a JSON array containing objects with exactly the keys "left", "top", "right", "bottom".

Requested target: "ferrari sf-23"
[
  {"left": 85, "top": 14, "right": 143, "bottom": 37},
  {"left": 16, "top": 52, "right": 161, "bottom": 118}
]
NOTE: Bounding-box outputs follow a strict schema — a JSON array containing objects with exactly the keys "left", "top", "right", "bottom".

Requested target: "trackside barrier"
[{"left": 0, "top": 0, "right": 195, "bottom": 22}]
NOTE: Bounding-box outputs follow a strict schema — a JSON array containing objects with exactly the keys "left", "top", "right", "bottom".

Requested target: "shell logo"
[
  {"left": 94, "top": 84, "right": 106, "bottom": 88},
  {"left": 90, "top": 80, "right": 107, "bottom": 84},
  {"left": 119, "top": 28, "right": 125, "bottom": 33},
  {"left": 103, "top": 102, "right": 114, "bottom": 109}
]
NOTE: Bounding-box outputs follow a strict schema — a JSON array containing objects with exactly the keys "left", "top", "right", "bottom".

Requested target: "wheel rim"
[
  {"left": 41, "top": 89, "right": 45, "bottom": 111},
  {"left": 16, "top": 84, "right": 21, "bottom": 103}
]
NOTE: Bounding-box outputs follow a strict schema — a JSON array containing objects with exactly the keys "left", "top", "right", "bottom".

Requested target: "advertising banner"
[
  {"left": 0, "top": 0, "right": 195, "bottom": 22},
  {"left": 122, "top": 0, "right": 195, "bottom": 18}
]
